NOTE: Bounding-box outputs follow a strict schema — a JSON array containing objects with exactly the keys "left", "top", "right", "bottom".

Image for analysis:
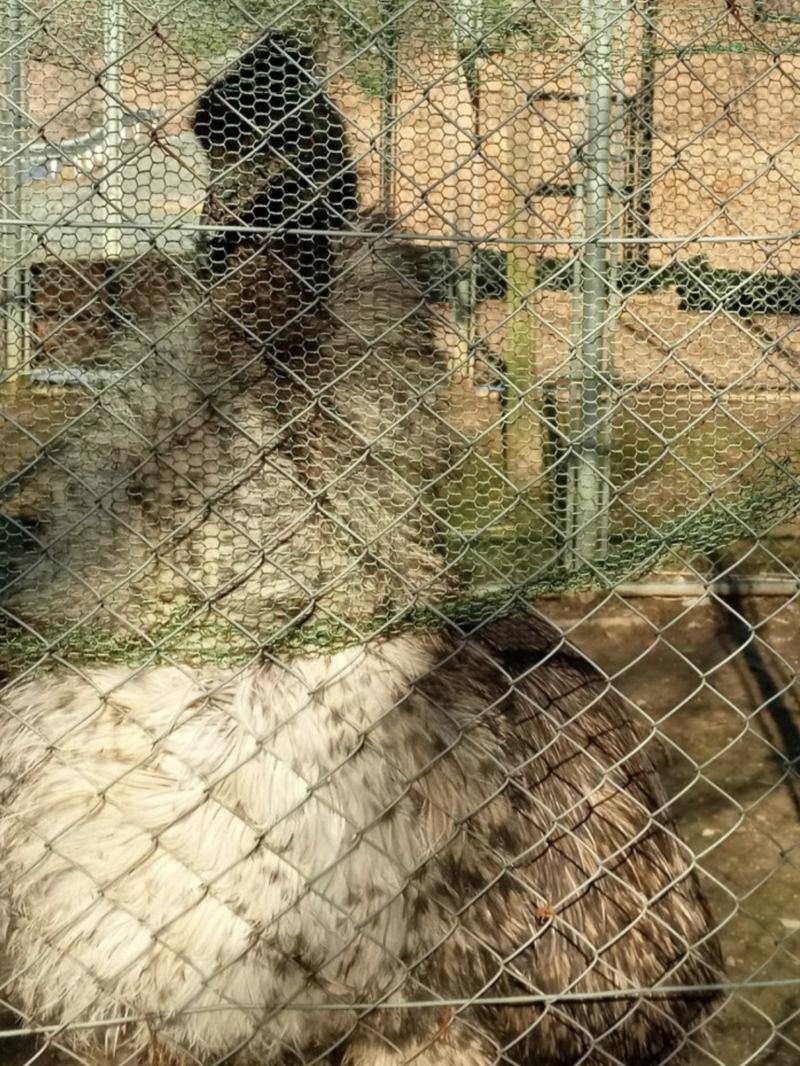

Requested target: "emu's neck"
[{"left": 1, "top": 230, "right": 455, "bottom": 665}]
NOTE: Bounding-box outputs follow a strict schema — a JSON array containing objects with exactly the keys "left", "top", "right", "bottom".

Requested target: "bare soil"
[{"left": 546, "top": 591, "right": 800, "bottom": 1066}]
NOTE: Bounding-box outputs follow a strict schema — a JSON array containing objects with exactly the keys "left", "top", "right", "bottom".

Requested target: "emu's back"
[{"left": 0, "top": 615, "right": 723, "bottom": 1066}]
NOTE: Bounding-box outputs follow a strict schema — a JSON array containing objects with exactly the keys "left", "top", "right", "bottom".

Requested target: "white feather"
[{"left": 0, "top": 637, "right": 443, "bottom": 1063}]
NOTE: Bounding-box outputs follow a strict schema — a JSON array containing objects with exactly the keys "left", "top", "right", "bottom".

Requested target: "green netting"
[{"left": 3, "top": 460, "right": 796, "bottom": 671}]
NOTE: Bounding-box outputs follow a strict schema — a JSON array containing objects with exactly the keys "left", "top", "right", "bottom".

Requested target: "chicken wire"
[{"left": 0, "top": 1, "right": 799, "bottom": 1065}]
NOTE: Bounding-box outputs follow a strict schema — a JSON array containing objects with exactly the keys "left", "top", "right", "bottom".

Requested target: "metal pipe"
[
  {"left": 565, "top": 0, "right": 589, "bottom": 553},
  {"left": 452, "top": 0, "right": 483, "bottom": 373},
  {"left": 541, "top": 578, "right": 800, "bottom": 599},
  {"left": 598, "top": 5, "right": 629, "bottom": 553},
  {"left": 0, "top": 217, "right": 794, "bottom": 247},
  {"left": 630, "top": 0, "right": 656, "bottom": 263},
  {"left": 100, "top": 0, "right": 126, "bottom": 261},
  {"left": 1, "top": 0, "right": 30, "bottom": 375},
  {"left": 567, "top": 0, "right": 619, "bottom": 567},
  {"left": 378, "top": 0, "right": 398, "bottom": 215}
]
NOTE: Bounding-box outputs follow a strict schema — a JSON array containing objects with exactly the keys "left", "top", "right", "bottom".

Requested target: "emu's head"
[
  {"left": 193, "top": 34, "right": 320, "bottom": 161},
  {"left": 192, "top": 31, "right": 359, "bottom": 324}
]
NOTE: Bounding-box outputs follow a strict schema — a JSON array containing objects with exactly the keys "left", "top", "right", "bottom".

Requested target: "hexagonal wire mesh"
[{"left": 0, "top": 0, "right": 799, "bottom": 1064}]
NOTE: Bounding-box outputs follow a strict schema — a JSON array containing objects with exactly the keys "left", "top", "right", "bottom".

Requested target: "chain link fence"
[{"left": 0, "top": 1, "right": 798, "bottom": 1064}]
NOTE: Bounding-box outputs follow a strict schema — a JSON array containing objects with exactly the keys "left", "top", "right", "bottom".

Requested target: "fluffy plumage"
[{"left": 0, "top": 34, "right": 722, "bottom": 1066}]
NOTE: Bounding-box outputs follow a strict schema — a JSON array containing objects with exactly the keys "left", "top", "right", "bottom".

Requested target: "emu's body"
[{"left": 0, "top": 35, "right": 722, "bottom": 1066}]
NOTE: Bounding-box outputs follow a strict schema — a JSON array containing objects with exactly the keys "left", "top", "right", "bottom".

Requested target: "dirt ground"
[{"left": 545, "top": 591, "right": 800, "bottom": 1066}]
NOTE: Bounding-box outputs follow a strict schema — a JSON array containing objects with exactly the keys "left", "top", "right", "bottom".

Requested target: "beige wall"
[
  {"left": 24, "top": 19, "right": 800, "bottom": 386},
  {"left": 28, "top": 24, "right": 800, "bottom": 271}
]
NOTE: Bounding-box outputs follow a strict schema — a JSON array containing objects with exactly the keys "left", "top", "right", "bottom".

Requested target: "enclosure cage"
[{"left": 0, "top": 0, "right": 799, "bottom": 1064}]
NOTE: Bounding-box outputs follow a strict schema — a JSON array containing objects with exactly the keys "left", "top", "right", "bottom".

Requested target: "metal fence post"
[
  {"left": 378, "top": 0, "right": 398, "bottom": 216},
  {"left": 451, "top": 0, "right": 483, "bottom": 380},
  {"left": 565, "top": 0, "right": 621, "bottom": 567},
  {"left": 100, "top": 0, "right": 126, "bottom": 261},
  {"left": 1, "top": 0, "right": 31, "bottom": 376},
  {"left": 627, "top": 0, "right": 656, "bottom": 263}
]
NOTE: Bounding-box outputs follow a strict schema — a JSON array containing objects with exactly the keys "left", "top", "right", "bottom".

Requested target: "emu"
[{"left": 0, "top": 34, "right": 722, "bottom": 1066}]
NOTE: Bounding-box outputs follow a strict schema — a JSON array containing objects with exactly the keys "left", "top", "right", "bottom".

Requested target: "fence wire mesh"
[{"left": 0, "top": 1, "right": 799, "bottom": 1064}]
